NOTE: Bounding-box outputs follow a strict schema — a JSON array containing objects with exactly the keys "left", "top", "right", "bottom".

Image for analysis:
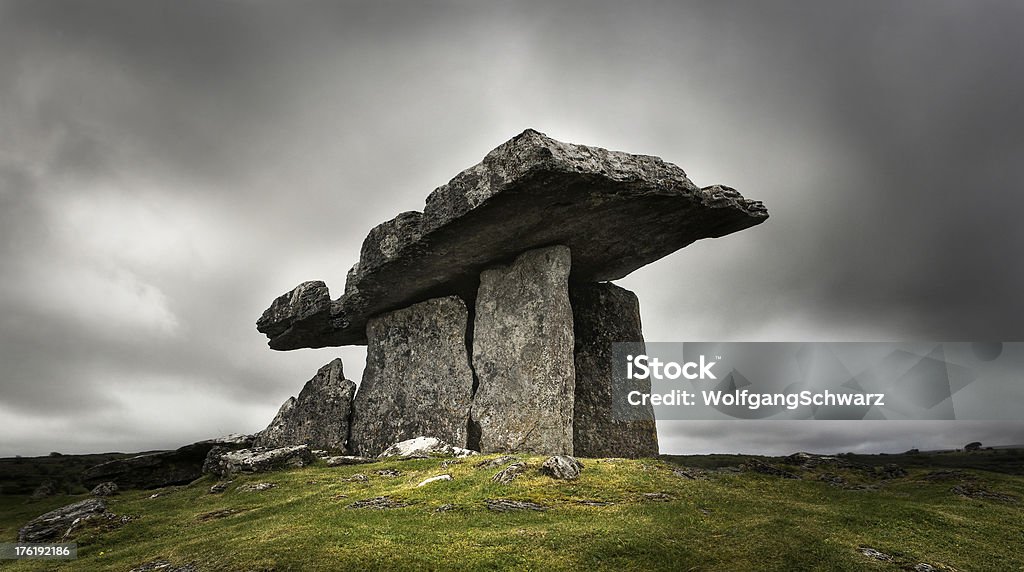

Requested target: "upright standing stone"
[
  {"left": 349, "top": 296, "right": 474, "bottom": 457},
  {"left": 470, "top": 246, "right": 575, "bottom": 455},
  {"left": 570, "top": 283, "right": 658, "bottom": 458},
  {"left": 255, "top": 358, "right": 356, "bottom": 452}
]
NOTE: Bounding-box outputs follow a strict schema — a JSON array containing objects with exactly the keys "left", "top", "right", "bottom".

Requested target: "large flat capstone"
[
  {"left": 470, "top": 246, "right": 576, "bottom": 455},
  {"left": 349, "top": 296, "right": 475, "bottom": 457},
  {"left": 257, "top": 129, "right": 768, "bottom": 349}
]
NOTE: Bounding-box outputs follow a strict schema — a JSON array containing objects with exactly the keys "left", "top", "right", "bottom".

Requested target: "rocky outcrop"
[
  {"left": 324, "top": 455, "right": 378, "bottom": 466},
  {"left": 377, "top": 437, "right": 478, "bottom": 459},
  {"left": 82, "top": 434, "right": 255, "bottom": 490},
  {"left": 470, "top": 246, "right": 576, "bottom": 455},
  {"left": 540, "top": 455, "right": 583, "bottom": 480},
  {"left": 485, "top": 499, "right": 548, "bottom": 512},
  {"left": 203, "top": 445, "right": 315, "bottom": 478},
  {"left": 570, "top": 282, "right": 659, "bottom": 458},
  {"left": 258, "top": 129, "right": 768, "bottom": 349},
  {"left": 90, "top": 482, "right": 118, "bottom": 496},
  {"left": 255, "top": 358, "right": 355, "bottom": 452},
  {"left": 349, "top": 297, "right": 475, "bottom": 457},
  {"left": 491, "top": 462, "right": 528, "bottom": 484},
  {"left": 18, "top": 498, "right": 109, "bottom": 542}
]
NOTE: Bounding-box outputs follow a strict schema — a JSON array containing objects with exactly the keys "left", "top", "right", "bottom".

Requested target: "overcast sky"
[{"left": 2, "top": 1, "right": 1023, "bottom": 457}]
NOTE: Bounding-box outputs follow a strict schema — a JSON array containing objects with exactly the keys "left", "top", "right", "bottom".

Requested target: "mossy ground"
[{"left": 1, "top": 453, "right": 1022, "bottom": 571}]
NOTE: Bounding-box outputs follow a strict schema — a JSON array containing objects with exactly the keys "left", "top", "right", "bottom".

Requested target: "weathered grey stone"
[
  {"left": 376, "top": 437, "right": 478, "bottom": 459},
  {"left": 82, "top": 434, "right": 255, "bottom": 490},
  {"left": 485, "top": 498, "right": 548, "bottom": 512},
  {"left": 18, "top": 498, "right": 108, "bottom": 542},
  {"left": 349, "top": 297, "right": 475, "bottom": 457},
  {"left": 90, "top": 481, "right": 119, "bottom": 496},
  {"left": 347, "top": 496, "right": 408, "bottom": 510},
  {"left": 491, "top": 462, "right": 528, "bottom": 484},
  {"left": 258, "top": 129, "right": 768, "bottom": 349},
  {"left": 570, "top": 282, "right": 659, "bottom": 458},
  {"left": 324, "top": 455, "right": 378, "bottom": 467},
  {"left": 239, "top": 482, "right": 276, "bottom": 492},
  {"left": 470, "top": 246, "right": 575, "bottom": 455},
  {"left": 475, "top": 455, "right": 519, "bottom": 469},
  {"left": 540, "top": 455, "right": 583, "bottom": 480},
  {"left": 257, "top": 280, "right": 332, "bottom": 349},
  {"left": 209, "top": 481, "right": 232, "bottom": 494},
  {"left": 255, "top": 358, "right": 356, "bottom": 452},
  {"left": 203, "top": 445, "right": 315, "bottom": 478}
]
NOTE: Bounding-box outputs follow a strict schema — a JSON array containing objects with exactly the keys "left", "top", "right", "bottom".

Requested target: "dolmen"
[{"left": 256, "top": 129, "right": 768, "bottom": 458}]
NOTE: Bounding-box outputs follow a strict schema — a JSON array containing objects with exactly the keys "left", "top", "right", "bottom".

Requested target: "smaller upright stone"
[
  {"left": 349, "top": 297, "right": 475, "bottom": 457},
  {"left": 571, "top": 282, "right": 659, "bottom": 458},
  {"left": 255, "top": 358, "right": 356, "bottom": 452},
  {"left": 470, "top": 245, "right": 576, "bottom": 455}
]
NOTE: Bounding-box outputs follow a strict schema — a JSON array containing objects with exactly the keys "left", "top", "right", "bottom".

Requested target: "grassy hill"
[{"left": 1, "top": 452, "right": 1022, "bottom": 571}]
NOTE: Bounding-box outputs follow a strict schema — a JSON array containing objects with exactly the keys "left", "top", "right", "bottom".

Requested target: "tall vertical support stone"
[
  {"left": 570, "top": 283, "right": 659, "bottom": 458},
  {"left": 470, "top": 246, "right": 576, "bottom": 455},
  {"left": 349, "top": 296, "right": 474, "bottom": 457}
]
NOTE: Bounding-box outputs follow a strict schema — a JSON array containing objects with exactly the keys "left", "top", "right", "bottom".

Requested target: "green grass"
[{"left": 1, "top": 454, "right": 1023, "bottom": 571}]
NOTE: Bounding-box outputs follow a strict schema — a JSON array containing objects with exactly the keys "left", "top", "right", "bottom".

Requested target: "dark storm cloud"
[
  {"left": 622, "top": 1, "right": 1024, "bottom": 340},
  {"left": 1, "top": 0, "right": 1022, "bottom": 456}
]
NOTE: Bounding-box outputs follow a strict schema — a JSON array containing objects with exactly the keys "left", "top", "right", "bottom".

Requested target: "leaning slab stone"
[
  {"left": 470, "top": 246, "right": 575, "bottom": 455},
  {"left": 349, "top": 297, "right": 475, "bottom": 457},
  {"left": 570, "top": 282, "right": 659, "bottom": 458},
  {"left": 18, "top": 498, "right": 108, "bottom": 542},
  {"left": 377, "top": 437, "right": 478, "bottom": 459},
  {"left": 258, "top": 129, "right": 768, "bottom": 349},
  {"left": 204, "top": 445, "right": 315, "bottom": 478},
  {"left": 255, "top": 358, "right": 356, "bottom": 452}
]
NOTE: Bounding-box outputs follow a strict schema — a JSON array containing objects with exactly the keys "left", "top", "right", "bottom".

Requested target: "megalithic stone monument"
[{"left": 256, "top": 129, "right": 768, "bottom": 457}]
